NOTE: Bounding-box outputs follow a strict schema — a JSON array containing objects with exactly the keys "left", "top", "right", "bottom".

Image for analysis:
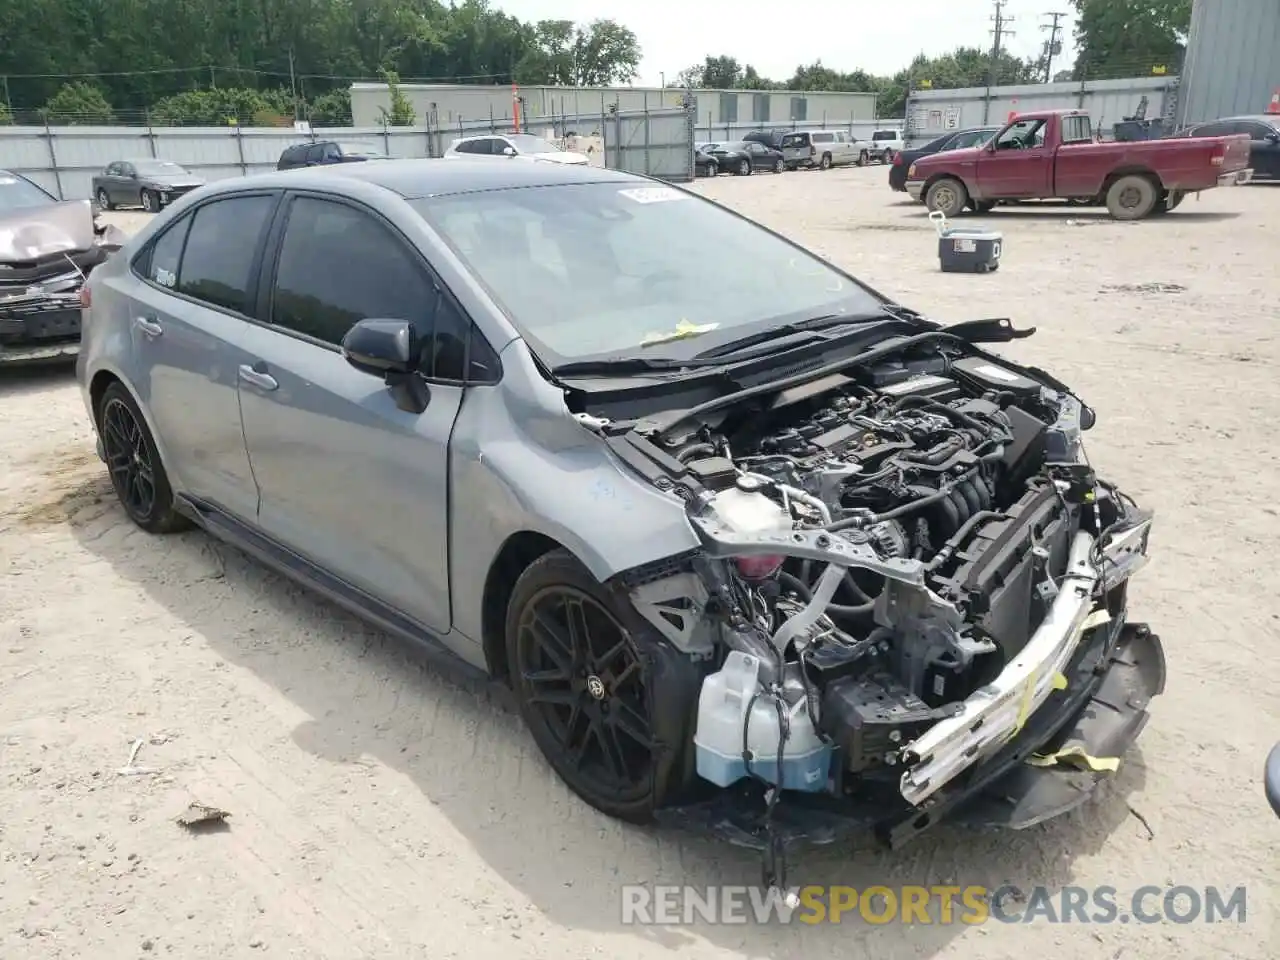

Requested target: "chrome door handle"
[
  {"left": 238, "top": 363, "right": 278, "bottom": 391},
  {"left": 133, "top": 316, "right": 163, "bottom": 338}
]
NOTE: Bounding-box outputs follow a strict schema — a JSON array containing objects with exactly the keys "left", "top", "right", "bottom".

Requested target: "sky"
[{"left": 494, "top": 0, "right": 1080, "bottom": 86}]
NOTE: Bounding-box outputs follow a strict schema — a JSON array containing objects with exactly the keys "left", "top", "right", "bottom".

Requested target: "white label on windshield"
[
  {"left": 617, "top": 186, "right": 691, "bottom": 204},
  {"left": 0, "top": 177, "right": 16, "bottom": 185}
]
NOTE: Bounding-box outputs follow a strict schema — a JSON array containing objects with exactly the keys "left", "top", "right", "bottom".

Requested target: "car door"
[
  {"left": 976, "top": 118, "right": 1052, "bottom": 197},
  {"left": 235, "top": 192, "right": 467, "bottom": 633},
  {"left": 1241, "top": 120, "right": 1280, "bottom": 180},
  {"left": 117, "top": 162, "right": 140, "bottom": 205},
  {"left": 125, "top": 192, "right": 278, "bottom": 520}
]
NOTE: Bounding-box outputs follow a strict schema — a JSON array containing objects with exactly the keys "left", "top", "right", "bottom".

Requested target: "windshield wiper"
[{"left": 690, "top": 311, "right": 890, "bottom": 360}]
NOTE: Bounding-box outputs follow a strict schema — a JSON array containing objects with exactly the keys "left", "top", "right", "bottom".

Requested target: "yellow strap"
[{"left": 1027, "top": 745, "right": 1121, "bottom": 773}]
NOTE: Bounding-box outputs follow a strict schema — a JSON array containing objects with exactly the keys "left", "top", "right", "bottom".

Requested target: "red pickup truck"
[{"left": 904, "top": 109, "right": 1253, "bottom": 220}]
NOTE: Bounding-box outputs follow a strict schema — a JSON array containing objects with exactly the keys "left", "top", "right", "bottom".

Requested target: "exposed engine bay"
[{"left": 585, "top": 333, "right": 1154, "bottom": 860}]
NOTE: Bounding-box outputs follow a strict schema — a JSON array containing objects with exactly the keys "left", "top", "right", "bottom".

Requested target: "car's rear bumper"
[
  {"left": 655, "top": 618, "right": 1165, "bottom": 851},
  {"left": 1217, "top": 167, "right": 1253, "bottom": 186}
]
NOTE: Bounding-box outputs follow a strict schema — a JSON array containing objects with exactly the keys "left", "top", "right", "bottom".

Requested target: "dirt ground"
[{"left": 2, "top": 169, "right": 1277, "bottom": 959}]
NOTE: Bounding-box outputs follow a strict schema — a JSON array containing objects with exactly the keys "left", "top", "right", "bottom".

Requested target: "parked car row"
[
  {"left": 1174, "top": 114, "right": 1280, "bottom": 181},
  {"left": 693, "top": 126, "right": 906, "bottom": 177}
]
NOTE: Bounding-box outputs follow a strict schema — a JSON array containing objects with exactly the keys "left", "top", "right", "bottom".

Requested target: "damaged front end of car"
[
  {"left": 578, "top": 327, "right": 1164, "bottom": 886},
  {"left": 0, "top": 199, "right": 124, "bottom": 365}
]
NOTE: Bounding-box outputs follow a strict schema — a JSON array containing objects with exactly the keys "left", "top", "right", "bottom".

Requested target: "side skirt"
[{"left": 175, "top": 494, "right": 500, "bottom": 697}]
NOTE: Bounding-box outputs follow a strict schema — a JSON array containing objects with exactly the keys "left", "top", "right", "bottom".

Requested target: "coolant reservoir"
[
  {"left": 706, "top": 485, "right": 791, "bottom": 536},
  {"left": 694, "top": 650, "right": 832, "bottom": 792}
]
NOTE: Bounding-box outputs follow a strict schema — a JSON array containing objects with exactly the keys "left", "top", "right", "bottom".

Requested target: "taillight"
[
  {"left": 810, "top": 145, "right": 816, "bottom": 156},
  {"left": 893, "top": 153, "right": 905, "bottom": 165},
  {"left": 1210, "top": 145, "right": 1225, "bottom": 166},
  {"left": 79, "top": 285, "right": 92, "bottom": 309},
  {"left": 734, "top": 555, "right": 784, "bottom": 580}
]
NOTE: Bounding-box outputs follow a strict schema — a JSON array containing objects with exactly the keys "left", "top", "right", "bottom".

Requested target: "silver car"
[{"left": 77, "top": 159, "right": 1161, "bottom": 874}]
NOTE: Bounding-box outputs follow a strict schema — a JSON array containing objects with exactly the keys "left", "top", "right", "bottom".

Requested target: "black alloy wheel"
[
  {"left": 102, "top": 396, "right": 156, "bottom": 520},
  {"left": 97, "top": 383, "right": 190, "bottom": 533},
  {"left": 509, "top": 553, "right": 659, "bottom": 820}
]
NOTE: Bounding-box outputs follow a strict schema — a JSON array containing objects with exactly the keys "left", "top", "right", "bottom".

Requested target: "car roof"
[{"left": 202, "top": 156, "right": 643, "bottom": 199}]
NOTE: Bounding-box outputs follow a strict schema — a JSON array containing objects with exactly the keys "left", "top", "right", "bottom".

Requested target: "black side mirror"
[
  {"left": 1266, "top": 743, "right": 1280, "bottom": 817},
  {"left": 342, "top": 318, "right": 430, "bottom": 414},
  {"left": 1267, "top": 132, "right": 1280, "bottom": 144}
]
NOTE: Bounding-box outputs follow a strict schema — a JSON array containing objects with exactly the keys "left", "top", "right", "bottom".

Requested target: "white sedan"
[{"left": 443, "top": 133, "right": 590, "bottom": 165}]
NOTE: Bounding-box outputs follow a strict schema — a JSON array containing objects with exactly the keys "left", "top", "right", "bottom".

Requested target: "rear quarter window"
[{"left": 813, "top": 132, "right": 834, "bottom": 143}]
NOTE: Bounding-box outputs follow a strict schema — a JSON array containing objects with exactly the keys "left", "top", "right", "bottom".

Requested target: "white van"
[{"left": 779, "top": 130, "right": 865, "bottom": 170}]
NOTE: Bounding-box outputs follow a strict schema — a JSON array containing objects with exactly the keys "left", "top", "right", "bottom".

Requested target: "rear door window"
[
  {"left": 175, "top": 195, "right": 276, "bottom": 314},
  {"left": 813, "top": 132, "right": 834, "bottom": 143}
]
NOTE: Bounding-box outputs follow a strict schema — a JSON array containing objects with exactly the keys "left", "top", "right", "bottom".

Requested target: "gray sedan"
[
  {"left": 76, "top": 158, "right": 1160, "bottom": 871},
  {"left": 92, "top": 158, "right": 206, "bottom": 213}
]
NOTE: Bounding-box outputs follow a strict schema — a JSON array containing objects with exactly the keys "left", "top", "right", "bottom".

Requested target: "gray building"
[
  {"left": 348, "top": 82, "right": 878, "bottom": 131},
  {"left": 1176, "top": 0, "right": 1280, "bottom": 125}
]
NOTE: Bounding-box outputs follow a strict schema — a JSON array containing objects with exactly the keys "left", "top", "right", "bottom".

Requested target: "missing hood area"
[{"left": 579, "top": 332, "right": 1160, "bottom": 891}]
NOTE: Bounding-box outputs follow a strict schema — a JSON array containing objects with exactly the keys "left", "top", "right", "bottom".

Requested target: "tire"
[
  {"left": 1105, "top": 174, "right": 1158, "bottom": 220},
  {"left": 857, "top": 151, "right": 869, "bottom": 167},
  {"left": 95, "top": 188, "right": 113, "bottom": 211},
  {"left": 881, "top": 149, "right": 895, "bottom": 165},
  {"left": 505, "top": 549, "right": 690, "bottom": 823},
  {"left": 141, "top": 189, "right": 159, "bottom": 213},
  {"left": 706, "top": 163, "right": 717, "bottom": 178},
  {"left": 773, "top": 158, "right": 785, "bottom": 174},
  {"left": 96, "top": 383, "right": 191, "bottom": 534},
  {"left": 925, "top": 177, "right": 969, "bottom": 218},
  {"left": 819, "top": 153, "right": 833, "bottom": 170},
  {"left": 737, "top": 159, "right": 750, "bottom": 176},
  {"left": 969, "top": 199, "right": 997, "bottom": 214}
]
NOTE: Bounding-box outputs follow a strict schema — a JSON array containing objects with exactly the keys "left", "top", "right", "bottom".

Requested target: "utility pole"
[
  {"left": 1040, "top": 11, "right": 1067, "bottom": 82},
  {"left": 988, "top": 0, "right": 1015, "bottom": 89},
  {"left": 287, "top": 48, "right": 298, "bottom": 121}
]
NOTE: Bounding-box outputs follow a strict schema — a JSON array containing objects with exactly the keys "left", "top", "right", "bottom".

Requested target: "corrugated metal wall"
[
  {"left": 1177, "top": 0, "right": 1280, "bottom": 126},
  {"left": 905, "top": 77, "right": 1177, "bottom": 146},
  {"left": 0, "top": 108, "right": 698, "bottom": 200},
  {"left": 350, "top": 83, "right": 878, "bottom": 130}
]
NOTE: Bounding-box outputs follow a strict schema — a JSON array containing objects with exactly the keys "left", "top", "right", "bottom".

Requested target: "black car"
[
  {"left": 888, "top": 126, "right": 1000, "bottom": 192},
  {"left": 708, "top": 140, "right": 786, "bottom": 176},
  {"left": 92, "top": 159, "right": 206, "bottom": 213},
  {"left": 277, "top": 140, "right": 390, "bottom": 170},
  {"left": 741, "top": 129, "right": 788, "bottom": 151},
  {"left": 1174, "top": 115, "right": 1280, "bottom": 181},
  {"left": 0, "top": 169, "right": 123, "bottom": 364},
  {"left": 694, "top": 143, "right": 722, "bottom": 177}
]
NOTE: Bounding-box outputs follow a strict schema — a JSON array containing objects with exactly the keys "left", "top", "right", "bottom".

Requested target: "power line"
[
  {"left": 1040, "top": 11, "right": 1068, "bottom": 82},
  {"left": 0, "top": 64, "right": 513, "bottom": 84}
]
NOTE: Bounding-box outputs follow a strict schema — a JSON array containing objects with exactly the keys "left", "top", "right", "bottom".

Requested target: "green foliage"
[
  {"left": 0, "top": 100, "right": 10, "bottom": 124},
  {"left": 149, "top": 88, "right": 295, "bottom": 126},
  {"left": 514, "top": 19, "right": 640, "bottom": 86},
  {"left": 308, "top": 88, "right": 352, "bottom": 126},
  {"left": 379, "top": 70, "right": 417, "bottom": 126},
  {"left": 1070, "top": 0, "right": 1192, "bottom": 79},
  {"left": 43, "top": 81, "right": 113, "bottom": 124}
]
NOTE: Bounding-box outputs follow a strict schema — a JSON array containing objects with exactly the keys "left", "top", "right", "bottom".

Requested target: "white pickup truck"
[{"left": 868, "top": 127, "right": 905, "bottom": 163}]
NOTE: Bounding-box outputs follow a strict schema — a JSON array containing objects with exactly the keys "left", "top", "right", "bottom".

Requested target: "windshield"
[
  {"left": 0, "top": 172, "right": 55, "bottom": 212},
  {"left": 411, "top": 182, "right": 883, "bottom": 363},
  {"left": 337, "top": 142, "right": 386, "bottom": 157},
  {"left": 508, "top": 134, "right": 560, "bottom": 154},
  {"left": 781, "top": 133, "right": 808, "bottom": 147},
  {"left": 134, "top": 160, "right": 188, "bottom": 176}
]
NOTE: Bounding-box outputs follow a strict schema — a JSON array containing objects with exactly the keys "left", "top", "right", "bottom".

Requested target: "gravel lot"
[{"left": 2, "top": 168, "right": 1277, "bottom": 959}]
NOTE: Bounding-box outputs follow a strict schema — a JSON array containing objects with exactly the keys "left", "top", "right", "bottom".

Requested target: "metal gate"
[{"left": 603, "top": 105, "right": 695, "bottom": 182}]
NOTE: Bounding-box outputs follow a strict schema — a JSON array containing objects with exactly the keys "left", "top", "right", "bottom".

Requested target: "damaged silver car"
[
  {"left": 75, "top": 160, "right": 1163, "bottom": 888},
  {"left": 1, "top": 169, "right": 124, "bottom": 364}
]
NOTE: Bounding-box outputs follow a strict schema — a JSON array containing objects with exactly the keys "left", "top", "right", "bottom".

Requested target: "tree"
[
  {"left": 0, "top": 100, "right": 10, "bottom": 124},
  {"left": 149, "top": 88, "right": 294, "bottom": 126},
  {"left": 43, "top": 82, "right": 113, "bottom": 124},
  {"left": 379, "top": 70, "right": 416, "bottom": 126},
  {"left": 1070, "top": 0, "right": 1192, "bottom": 79},
  {"left": 309, "top": 88, "right": 352, "bottom": 126},
  {"left": 701, "top": 56, "right": 742, "bottom": 89},
  {"left": 673, "top": 64, "right": 704, "bottom": 88},
  {"left": 515, "top": 18, "right": 639, "bottom": 86}
]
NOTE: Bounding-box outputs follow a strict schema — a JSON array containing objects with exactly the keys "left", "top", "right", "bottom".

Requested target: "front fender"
[{"left": 448, "top": 340, "right": 701, "bottom": 643}]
